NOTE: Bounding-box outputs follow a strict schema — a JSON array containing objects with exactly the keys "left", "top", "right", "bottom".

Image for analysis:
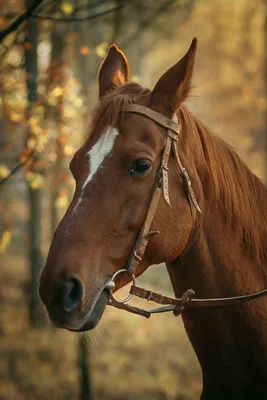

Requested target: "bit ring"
[{"left": 105, "top": 268, "right": 136, "bottom": 303}]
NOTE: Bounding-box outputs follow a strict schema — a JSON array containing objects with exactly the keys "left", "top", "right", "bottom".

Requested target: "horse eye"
[{"left": 129, "top": 159, "right": 152, "bottom": 177}]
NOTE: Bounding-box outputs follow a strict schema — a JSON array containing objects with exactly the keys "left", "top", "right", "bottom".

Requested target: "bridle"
[{"left": 105, "top": 104, "right": 267, "bottom": 319}]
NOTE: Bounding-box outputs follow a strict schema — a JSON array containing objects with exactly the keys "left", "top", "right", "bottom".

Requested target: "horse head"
[{"left": 38, "top": 39, "right": 199, "bottom": 331}]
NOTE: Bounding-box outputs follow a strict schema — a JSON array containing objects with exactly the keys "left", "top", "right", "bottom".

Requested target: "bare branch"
[
  {"left": 0, "top": 0, "right": 44, "bottom": 43},
  {"left": 0, "top": 149, "right": 37, "bottom": 188},
  {"left": 32, "top": 5, "right": 123, "bottom": 22}
]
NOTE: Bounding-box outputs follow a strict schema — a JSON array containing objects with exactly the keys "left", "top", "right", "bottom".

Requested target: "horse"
[{"left": 38, "top": 38, "right": 267, "bottom": 399}]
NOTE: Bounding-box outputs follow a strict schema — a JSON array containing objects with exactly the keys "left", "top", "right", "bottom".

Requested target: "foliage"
[{"left": 0, "top": 0, "right": 265, "bottom": 398}]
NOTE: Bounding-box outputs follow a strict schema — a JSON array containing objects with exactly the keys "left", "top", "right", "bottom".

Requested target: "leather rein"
[{"left": 105, "top": 104, "right": 267, "bottom": 319}]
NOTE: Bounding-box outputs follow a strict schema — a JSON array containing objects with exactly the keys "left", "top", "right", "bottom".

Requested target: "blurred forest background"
[{"left": 0, "top": 0, "right": 266, "bottom": 399}]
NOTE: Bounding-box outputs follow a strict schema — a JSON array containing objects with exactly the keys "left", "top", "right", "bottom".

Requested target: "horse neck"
[{"left": 167, "top": 107, "right": 267, "bottom": 398}]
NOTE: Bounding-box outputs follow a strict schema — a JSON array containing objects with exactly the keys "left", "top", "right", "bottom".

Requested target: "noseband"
[{"left": 105, "top": 104, "right": 267, "bottom": 319}]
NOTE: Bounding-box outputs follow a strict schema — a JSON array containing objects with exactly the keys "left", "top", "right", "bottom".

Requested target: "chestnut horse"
[{"left": 39, "top": 39, "right": 267, "bottom": 399}]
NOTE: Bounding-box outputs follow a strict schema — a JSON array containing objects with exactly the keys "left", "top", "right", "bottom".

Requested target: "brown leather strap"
[
  {"left": 124, "top": 104, "right": 179, "bottom": 134},
  {"left": 130, "top": 285, "right": 267, "bottom": 308},
  {"left": 126, "top": 179, "right": 162, "bottom": 275},
  {"left": 108, "top": 285, "right": 267, "bottom": 319},
  {"left": 108, "top": 296, "right": 151, "bottom": 318}
]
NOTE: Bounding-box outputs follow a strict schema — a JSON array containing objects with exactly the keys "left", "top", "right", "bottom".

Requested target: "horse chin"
[{"left": 69, "top": 289, "right": 110, "bottom": 332}]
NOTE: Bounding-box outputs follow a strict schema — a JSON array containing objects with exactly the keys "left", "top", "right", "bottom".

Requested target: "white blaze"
[
  {"left": 82, "top": 126, "right": 119, "bottom": 190},
  {"left": 73, "top": 126, "right": 119, "bottom": 214}
]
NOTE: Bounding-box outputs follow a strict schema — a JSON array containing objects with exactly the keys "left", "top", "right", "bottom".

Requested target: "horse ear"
[
  {"left": 151, "top": 38, "right": 197, "bottom": 115},
  {"left": 98, "top": 44, "right": 129, "bottom": 98}
]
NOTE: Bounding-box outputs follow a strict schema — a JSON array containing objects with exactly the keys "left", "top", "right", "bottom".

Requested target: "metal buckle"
[{"left": 105, "top": 268, "right": 136, "bottom": 304}]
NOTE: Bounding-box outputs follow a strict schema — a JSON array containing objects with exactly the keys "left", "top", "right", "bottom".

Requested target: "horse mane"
[
  {"left": 179, "top": 106, "right": 267, "bottom": 266},
  {"left": 88, "top": 81, "right": 267, "bottom": 267}
]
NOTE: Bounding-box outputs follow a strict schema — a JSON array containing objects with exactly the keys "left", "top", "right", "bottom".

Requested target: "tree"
[
  {"left": 78, "top": 336, "right": 93, "bottom": 400},
  {"left": 264, "top": 1, "right": 267, "bottom": 182},
  {"left": 24, "top": 0, "right": 45, "bottom": 327}
]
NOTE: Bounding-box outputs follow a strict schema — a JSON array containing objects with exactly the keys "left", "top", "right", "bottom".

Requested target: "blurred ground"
[{"left": 0, "top": 255, "right": 201, "bottom": 400}]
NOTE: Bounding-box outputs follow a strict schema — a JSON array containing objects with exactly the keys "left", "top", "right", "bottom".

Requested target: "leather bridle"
[{"left": 105, "top": 104, "right": 267, "bottom": 319}]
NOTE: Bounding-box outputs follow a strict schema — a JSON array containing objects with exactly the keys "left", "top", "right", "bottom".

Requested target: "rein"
[{"left": 105, "top": 104, "right": 267, "bottom": 319}]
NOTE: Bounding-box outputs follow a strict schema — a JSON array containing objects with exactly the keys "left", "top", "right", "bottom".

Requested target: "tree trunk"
[
  {"left": 49, "top": 25, "right": 65, "bottom": 235},
  {"left": 78, "top": 336, "right": 93, "bottom": 400},
  {"left": 265, "top": 2, "right": 267, "bottom": 182},
  {"left": 24, "top": 0, "right": 45, "bottom": 327}
]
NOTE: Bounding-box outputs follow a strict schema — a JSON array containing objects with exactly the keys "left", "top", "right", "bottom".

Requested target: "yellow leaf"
[
  {"left": 27, "top": 138, "right": 36, "bottom": 149},
  {"left": 64, "top": 144, "right": 74, "bottom": 156},
  {"left": 0, "top": 230, "right": 11, "bottom": 253},
  {"left": 95, "top": 42, "right": 109, "bottom": 58},
  {"left": 63, "top": 106, "right": 77, "bottom": 118},
  {"left": 0, "top": 165, "right": 10, "bottom": 179},
  {"left": 37, "top": 134, "right": 48, "bottom": 147},
  {"left": 52, "top": 87, "right": 64, "bottom": 97},
  {"left": 36, "top": 105, "right": 45, "bottom": 114},
  {"left": 26, "top": 172, "right": 44, "bottom": 189},
  {"left": 10, "top": 111, "right": 23, "bottom": 123},
  {"left": 60, "top": 2, "right": 74, "bottom": 15},
  {"left": 55, "top": 194, "right": 69, "bottom": 208},
  {"left": 28, "top": 116, "right": 39, "bottom": 127},
  {"left": 48, "top": 94, "right": 57, "bottom": 106}
]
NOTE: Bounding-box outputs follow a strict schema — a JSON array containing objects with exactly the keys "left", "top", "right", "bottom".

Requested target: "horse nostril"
[{"left": 63, "top": 277, "right": 84, "bottom": 312}]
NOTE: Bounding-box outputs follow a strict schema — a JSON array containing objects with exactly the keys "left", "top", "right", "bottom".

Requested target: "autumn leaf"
[
  {"left": 95, "top": 42, "right": 109, "bottom": 58},
  {"left": 55, "top": 194, "right": 69, "bottom": 208},
  {"left": 0, "top": 230, "right": 11, "bottom": 253},
  {"left": 26, "top": 172, "right": 44, "bottom": 189},
  {"left": 51, "top": 87, "right": 64, "bottom": 97},
  {"left": 28, "top": 116, "right": 39, "bottom": 127},
  {"left": 9, "top": 111, "right": 24, "bottom": 123},
  {"left": 80, "top": 47, "right": 90, "bottom": 55},
  {"left": 0, "top": 165, "right": 10, "bottom": 179},
  {"left": 23, "top": 42, "right": 32, "bottom": 50},
  {"left": 53, "top": 74, "right": 61, "bottom": 81},
  {"left": 27, "top": 137, "right": 36, "bottom": 149},
  {"left": 64, "top": 144, "right": 74, "bottom": 156},
  {"left": 60, "top": 2, "right": 74, "bottom": 15},
  {"left": 20, "top": 148, "right": 34, "bottom": 163},
  {"left": 0, "top": 17, "right": 8, "bottom": 28},
  {"left": 57, "top": 135, "right": 67, "bottom": 145},
  {"left": 36, "top": 133, "right": 48, "bottom": 152}
]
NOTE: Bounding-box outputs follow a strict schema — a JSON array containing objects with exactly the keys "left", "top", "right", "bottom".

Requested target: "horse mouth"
[{"left": 69, "top": 289, "right": 110, "bottom": 332}]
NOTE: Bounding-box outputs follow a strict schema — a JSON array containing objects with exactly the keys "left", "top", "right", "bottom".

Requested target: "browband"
[{"left": 123, "top": 104, "right": 179, "bottom": 134}]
